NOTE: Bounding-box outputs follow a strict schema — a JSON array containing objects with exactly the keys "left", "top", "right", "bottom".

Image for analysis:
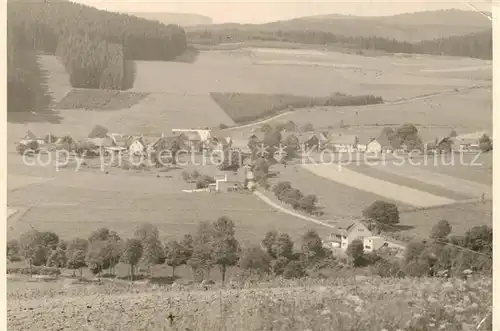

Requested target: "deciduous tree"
[
  {"left": 120, "top": 239, "right": 143, "bottom": 281},
  {"left": 211, "top": 216, "right": 240, "bottom": 283}
]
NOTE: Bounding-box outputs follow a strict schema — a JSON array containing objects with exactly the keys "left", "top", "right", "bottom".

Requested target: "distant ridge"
[
  {"left": 127, "top": 12, "right": 213, "bottom": 27},
  {"left": 188, "top": 9, "right": 491, "bottom": 42}
]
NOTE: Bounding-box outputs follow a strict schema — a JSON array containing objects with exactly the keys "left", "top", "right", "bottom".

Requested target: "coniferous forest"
[
  {"left": 188, "top": 29, "right": 492, "bottom": 60},
  {"left": 7, "top": 0, "right": 187, "bottom": 112}
]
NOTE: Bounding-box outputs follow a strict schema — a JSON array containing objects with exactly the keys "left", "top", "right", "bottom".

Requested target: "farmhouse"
[
  {"left": 327, "top": 220, "right": 372, "bottom": 250},
  {"left": 426, "top": 136, "right": 453, "bottom": 153},
  {"left": 366, "top": 134, "right": 397, "bottom": 154},
  {"left": 108, "top": 133, "right": 128, "bottom": 149},
  {"left": 328, "top": 133, "right": 359, "bottom": 152},
  {"left": 20, "top": 131, "right": 45, "bottom": 146},
  {"left": 210, "top": 132, "right": 232, "bottom": 150},
  {"left": 231, "top": 138, "right": 252, "bottom": 155},
  {"left": 172, "top": 129, "right": 211, "bottom": 151},
  {"left": 451, "top": 131, "right": 487, "bottom": 152},
  {"left": 128, "top": 136, "right": 147, "bottom": 156},
  {"left": 301, "top": 131, "right": 329, "bottom": 150}
]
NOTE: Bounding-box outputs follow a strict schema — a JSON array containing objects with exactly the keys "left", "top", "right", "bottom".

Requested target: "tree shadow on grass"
[{"left": 7, "top": 51, "right": 63, "bottom": 124}]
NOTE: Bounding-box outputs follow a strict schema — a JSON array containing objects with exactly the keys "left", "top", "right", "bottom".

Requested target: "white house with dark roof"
[{"left": 327, "top": 220, "right": 372, "bottom": 250}]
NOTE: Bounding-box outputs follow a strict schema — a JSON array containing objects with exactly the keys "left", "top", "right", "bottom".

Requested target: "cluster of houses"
[
  {"left": 238, "top": 128, "right": 490, "bottom": 155},
  {"left": 18, "top": 128, "right": 235, "bottom": 157},
  {"left": 19, "top": 125, "right": 489, "bottom": 159}
]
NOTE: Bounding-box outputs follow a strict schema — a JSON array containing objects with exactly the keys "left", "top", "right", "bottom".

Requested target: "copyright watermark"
[{"left": 19, "top": 143, "right": 485, "bottom": 171}]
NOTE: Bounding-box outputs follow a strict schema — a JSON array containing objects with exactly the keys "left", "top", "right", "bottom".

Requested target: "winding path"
[{"left": 253, "top": 190, "right": 343, "bottom": 229}]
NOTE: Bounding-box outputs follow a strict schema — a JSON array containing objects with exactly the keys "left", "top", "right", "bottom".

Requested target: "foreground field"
[
  {"left": 7, "top": 164, "right": 330, "bottom": 245},
  {"left": 7, "top": 276, "right": 492, "bottom": 331}
]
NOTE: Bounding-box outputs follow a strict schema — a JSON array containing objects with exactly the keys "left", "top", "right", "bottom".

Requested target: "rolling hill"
[
  {"left": 188, "top": 9, "right": 491, "bottom": 42},
  {"left": 126, "top": 12, "right": 213, "bottom": 26}
]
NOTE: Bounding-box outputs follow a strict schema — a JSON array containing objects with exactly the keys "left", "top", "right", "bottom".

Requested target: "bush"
[
  {"left": 219, "top": 123, "right": 229, "bottom": 129},
  {"left": 196, "top": 175, "right": 215, "bottom": 189},
  {"left": 479, "top": 134, "right": 493, "bottom": 152},
  {"left": 283, "top": 260, "right": 306, "bottom": 279}
]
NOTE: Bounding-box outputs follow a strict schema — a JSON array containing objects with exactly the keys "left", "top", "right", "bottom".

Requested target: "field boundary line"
[{"left": 223, "top": 85, "right": 490, "bottom": 132}]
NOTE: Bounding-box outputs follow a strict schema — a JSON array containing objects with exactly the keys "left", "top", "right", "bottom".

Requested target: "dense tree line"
[
  {"left": 7, "top": 0, "right": 187, "bottom": 105},
  {"left": 189, "top": 28, "right": 491, "bottom": 60},
  {"left": 7, "top": 209, "right": 492, "bottom": 283}
]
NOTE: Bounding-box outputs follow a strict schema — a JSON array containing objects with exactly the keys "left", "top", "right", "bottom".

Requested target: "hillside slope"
[
  {"left": 126, "top": 12, "right": 213, "bottom": 26},
  {"left": 190, "top": 9, "right": 491, "bottom": 42}
]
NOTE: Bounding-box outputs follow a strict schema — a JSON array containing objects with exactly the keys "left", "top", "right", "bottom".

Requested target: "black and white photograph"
[{"left": 5, "top": 1, "right": 494, "bottom": 330}]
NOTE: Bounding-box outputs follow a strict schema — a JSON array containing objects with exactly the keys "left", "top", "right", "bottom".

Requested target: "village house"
[
  {"left": 300, "top": 131, "right": 329, "bottom": 150},
  {"left": 327, "top": 220, "right": 372, "bottom": 250},
  {"left": 365, "top": 133, "right": 398, "bottom": 154},
  {"left": 210, "top": 133, "right": 232, "bottom": 151},
  {"left": 172, "top": 129, "right": 212, "bottom": 151},
  {"left": 325, "top": 220, "right": 404, "bottom": 253},
  {"left": 128, "top": 136, "right": 147, "bottom": 156},
  {"left": 328, "top": 133, "right": 359, "bottom": 152},
  {"left": 425, "top": 136, "right": 453, "bottom": 153},
  {"left": 451, "top": 131, "right": 487, "bottom": 152},
  {"left": 231, "top": 138, "right": 253, "bottom": 155},
  {"left": 20, "top": 131, "right": 45, "bottom": 146}
]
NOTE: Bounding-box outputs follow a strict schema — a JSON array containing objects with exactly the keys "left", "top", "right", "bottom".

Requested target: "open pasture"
[
  {"left": 55, "top": 89, "right": 149, "bottom": 111},
  {"left": 347, "top": 163, "right": 472, "bottom": 201},
  {"left": 268, "top": 164, "right": 411, "bottom": 218},
  {"left": 398, "top": 201, "right": 492, "bottom": 237},
  {"left": 261, "top": 87, "right": 491, "bottom": 136},
  {"left": 369, "top": 160, "right": 492, "bottom": 199},
  {"left": 7, "top": 92, "right": 235, "bottom": 142},
  {"left": 6, "top": 170, "right": 331, "bottom": 245},
  {"left": 301, "top": 163, "right": 456, "bottom": 208},
  {"left": 8, "top": 174, "right": 54, "bottom": 191},
  {"left": 129, "top": 51, "right": 478, "bottom": 101}
]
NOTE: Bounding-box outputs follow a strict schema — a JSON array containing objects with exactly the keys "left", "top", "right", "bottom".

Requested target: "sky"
[{"left": 71, "top": 0, "right": 493, "bottom": 24}]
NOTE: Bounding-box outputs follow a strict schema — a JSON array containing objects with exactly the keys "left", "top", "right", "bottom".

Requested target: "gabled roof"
[
  {"left": 129, "top": 136, "right": 147, "bottom": 147},
  {"left": 249, "top": 132, "right": 266, "bottom": 141},
  {"left": 211, "top": 133, "right": 231, "bottom": 145},
  {"left": 25, "top": 130, "right": 37, "bottom": 140},
  {"left": 331, "top": 220, "right": 367, "bottom": 237},
  {"left": 108, "top": 134, "right": 128, "bottom": 147},
  {"left": 330, "top": 133, "right": 358, "bottom": 145}
]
